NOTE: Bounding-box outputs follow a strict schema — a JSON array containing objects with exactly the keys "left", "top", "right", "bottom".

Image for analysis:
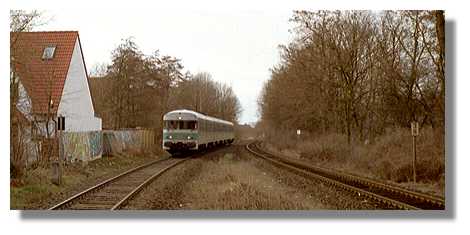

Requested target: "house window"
[{"left": 42, "top": 46, "right": 56, "bottom": 60}]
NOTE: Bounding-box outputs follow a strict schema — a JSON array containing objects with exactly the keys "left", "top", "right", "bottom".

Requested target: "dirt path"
[{"left": 125, "top": 143, "right": 380, "bottom": 210}]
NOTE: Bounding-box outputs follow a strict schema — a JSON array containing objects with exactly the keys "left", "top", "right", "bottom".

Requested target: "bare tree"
[
  {"left": 169, "top": 72, "right": 242, "bottom": 123},
  {"left": 258, "top": 10, "right": 445, "bottom": 146},
  {"left": 10, "top": 10, "right": 48, "bottom": 177}
]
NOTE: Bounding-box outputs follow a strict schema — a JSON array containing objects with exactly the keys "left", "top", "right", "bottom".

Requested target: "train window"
[
  {"left": 187, "top": 121, "right": 197, "bottom": 130},
  {"left": 174, "top": 121, "right": 196, "bottom": 130},
  {"left": 168, "top": 121, "right": 178, "bottom": 130}
]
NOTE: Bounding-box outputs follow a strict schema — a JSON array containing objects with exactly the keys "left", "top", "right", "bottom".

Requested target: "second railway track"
[
  {"left": 246, "top": 141, "right": 445, "bottom": 210},
  {"left": 49, "top": 157, "right": 189, "bottom": 210}
]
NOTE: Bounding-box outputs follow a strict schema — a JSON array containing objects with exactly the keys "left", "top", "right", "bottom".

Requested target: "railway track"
[
  {"left": 246, "top": 141, "right": 445, "bottom": 210},
  {"left": 49, "top": 157, "right": 189, "bottom": 210}
]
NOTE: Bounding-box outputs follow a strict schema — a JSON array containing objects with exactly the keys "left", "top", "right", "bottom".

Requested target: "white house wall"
[{"left": 57, "top": 38, "right": 101, "bottom": 132}]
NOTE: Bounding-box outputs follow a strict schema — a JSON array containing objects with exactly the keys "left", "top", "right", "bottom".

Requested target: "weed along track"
[
  {"left": 246, "top": 142, "right": 445, "bottom": 210},
  {"left": 49, "top": 157, "right": 189, "bottom": 210}
]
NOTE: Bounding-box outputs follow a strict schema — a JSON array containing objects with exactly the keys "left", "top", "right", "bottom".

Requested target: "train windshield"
[{"left": 165, "top": 120, "right": 197, "bottom": 130}]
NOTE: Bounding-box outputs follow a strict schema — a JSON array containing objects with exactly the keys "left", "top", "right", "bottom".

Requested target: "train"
[{"left": 162, "top": 109, "right": 235, "bottom": 154}]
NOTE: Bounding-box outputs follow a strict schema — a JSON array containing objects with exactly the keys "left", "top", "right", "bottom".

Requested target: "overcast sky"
[{"left": 35, "top": 9, "right": 294, "bottom": 124}]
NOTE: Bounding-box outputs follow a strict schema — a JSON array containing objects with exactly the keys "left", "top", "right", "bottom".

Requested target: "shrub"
[
  {"left": 264, "top": 126, "right": 444, "bottom": 190},
  {"left": 297, "top": 133, "right": 350, "bottom": 163},
  {"left": 364, "top": 127, "right": 444, "bottom": 183}
]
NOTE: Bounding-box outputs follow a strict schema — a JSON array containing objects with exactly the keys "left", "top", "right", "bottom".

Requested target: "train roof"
[{"left": 163, "top": 109, "right": 234, "bottom": 126}]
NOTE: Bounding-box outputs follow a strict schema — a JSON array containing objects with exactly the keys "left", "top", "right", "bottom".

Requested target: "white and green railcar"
[{"left": 162, "top": 109, "right": 234, "bottom": 153}]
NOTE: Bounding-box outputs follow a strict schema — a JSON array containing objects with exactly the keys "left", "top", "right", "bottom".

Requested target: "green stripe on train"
[{"left": 163, "top": 132, "right": 199, "bottom": 140}]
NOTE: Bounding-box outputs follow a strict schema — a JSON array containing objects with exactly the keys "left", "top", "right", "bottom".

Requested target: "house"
[{"left": 11, "top": 31, "right": 101, "bottom": 134}]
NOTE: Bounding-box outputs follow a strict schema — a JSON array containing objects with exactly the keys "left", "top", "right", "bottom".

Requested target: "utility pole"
[{"left": 411, "top": 121, "right": 419, "bottom": 184}]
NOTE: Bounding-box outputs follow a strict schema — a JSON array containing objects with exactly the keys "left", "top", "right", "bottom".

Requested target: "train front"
[{"left": 162, "top": 111, "right": 199, "bottom": 154}]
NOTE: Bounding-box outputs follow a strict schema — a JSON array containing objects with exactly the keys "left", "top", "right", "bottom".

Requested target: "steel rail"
[
  {"left": 48, "top": 157, "right": 172, "bottom": 210},
  {"left": 259, "top": 144, "right": 445, "bottom": 209},
  {"left": 110, "top": 158, "right": 189, "bottom": 210},
  {"left": 246, "top": 141, "right": 444, "bottom": 210},
  {"left": 49, "top": 145, "right": 228, "bottom": 210}
]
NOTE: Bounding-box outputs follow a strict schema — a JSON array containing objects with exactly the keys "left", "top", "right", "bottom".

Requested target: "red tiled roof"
[{"left": 11, "top": 31, "right": 80, "bottom": 114}]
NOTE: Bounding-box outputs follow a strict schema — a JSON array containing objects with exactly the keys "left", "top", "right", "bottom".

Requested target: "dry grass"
[
  {"left": 188, "top": 156, "right": 308, "bottom": 210},
  {"left": 264, "top": 127, "right": 445, "bottom": 196},
  {"left": 141, "top": 150, "right": 314, "bottom": 210},
  {"left": 359, "top": 128, "right": 444, "bottom": 183}
]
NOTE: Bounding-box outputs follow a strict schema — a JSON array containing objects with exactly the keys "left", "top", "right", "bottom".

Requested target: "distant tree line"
[
  {"left": 258, "top": 10, "right": 445, "bottom": 144},
  {"left": 89, "top": 38, "right": 242, "bottom": 138},
  {"left": 168, "top": 72, "right": 242, "bottom": 122}
]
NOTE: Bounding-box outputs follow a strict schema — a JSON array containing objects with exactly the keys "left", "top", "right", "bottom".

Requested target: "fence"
[
  {"left": 59, "top": 129, "right": 155, "bottom": 163},
  {"left": 60, "top": 131, "right": 102, "bottom": 163},
  {"left": 102, "top": 129, "right": 155, "bottom": 156}
]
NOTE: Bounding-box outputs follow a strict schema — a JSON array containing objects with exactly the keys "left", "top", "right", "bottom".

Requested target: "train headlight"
[
  {"left": 168, "top": 135, "right": 173, "bottom": 139},
  {"left": 187, "top": 136, "right": 192, "bottom": 140}
]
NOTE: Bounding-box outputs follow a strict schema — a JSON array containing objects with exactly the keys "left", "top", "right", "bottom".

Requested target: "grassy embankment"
[
  {"left": 10, "top": 149, "right": 166, "bottom": 210},
  {"left": 263, "top": 127, "right": 445, "bottom": 197}
]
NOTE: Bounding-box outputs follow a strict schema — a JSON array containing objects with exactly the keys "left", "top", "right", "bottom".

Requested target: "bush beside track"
[{"left": 261, "top": 127, "right": 445, "bottom": 197}]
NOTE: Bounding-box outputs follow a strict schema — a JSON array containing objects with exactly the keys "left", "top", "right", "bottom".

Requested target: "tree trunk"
[{"left": 435, "top": 10, "right": 445, "bottom": 125}]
